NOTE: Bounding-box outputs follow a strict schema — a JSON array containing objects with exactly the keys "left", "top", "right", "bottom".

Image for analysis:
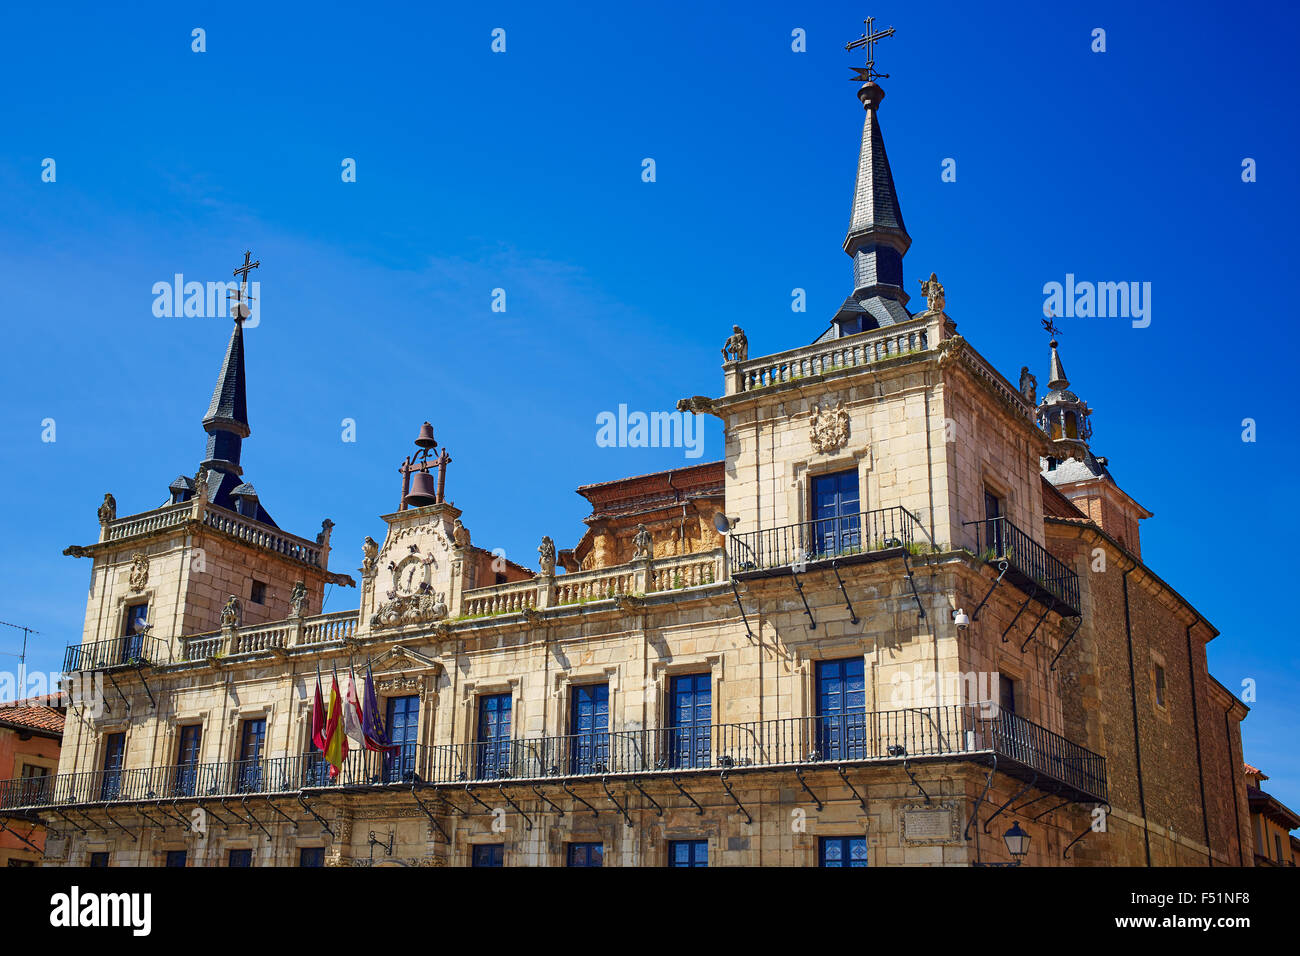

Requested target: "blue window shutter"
[
  {"left": 670, "top": 674, "right": 711, "bottom": 769},
  {"left": 811, "top": 469, "right": 861, "bottom": 555},
  {"left": 383, "top": 694, "right": 420, "bottom": 783},
  {"left": 819, "top": 836, "right": 868, "bottom": 867},
  {"left": 668, "top": 840, "right": 708, "bottom": 867},
  {"left": 476, "top": 694, "right": 513, "bottom": 779},
  {"left": 472, "top": 844, "right": 505, "bottom": 867},
  {"left": 569, "top": 685, "right": 609, "bottom": 774},
  {"left": 566, "top": 842, "right": 603, "bottom": 867},
  {"left": 815, "top": 659, "right": 866, "bottom": 761}
]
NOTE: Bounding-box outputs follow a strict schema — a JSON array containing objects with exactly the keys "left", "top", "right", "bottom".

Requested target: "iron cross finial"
[
  {"left": 845, "top": 16, "right": 895, "bottom": 83},
  {"left": 228, "top": 250, "right": 260, "bottom": 323},
  {"left": 233, "top": 250, "right": 260, "bottom": 284}
]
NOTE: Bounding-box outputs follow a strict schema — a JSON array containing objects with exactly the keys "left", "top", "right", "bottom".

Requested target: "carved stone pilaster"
[{"left": 536, "top": 575, "right": 555, "bottom": 610}]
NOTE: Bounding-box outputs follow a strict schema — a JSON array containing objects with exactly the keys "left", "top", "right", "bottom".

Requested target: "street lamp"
[
  {"left": 1003, "top": 821, "right": 1031, "bottom": 862},
  {"left": 973, "top": 820, "right": 1032, "bottom": 867}
]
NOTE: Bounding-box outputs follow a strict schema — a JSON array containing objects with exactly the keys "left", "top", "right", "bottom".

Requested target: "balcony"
[
  {"left": 728, "top": 506, "right": 927, "bottom": 578},
  {"left": 0, "top": 755, "right": 334, "bottom": 810},
  {"left": 964, "top": 515, "right": 1080, "bottom": 615},
  {"left": 0, "top": 703, "right": 1106, "bottom": 813},
  {"left": 62, "top": 634, "right": 171, "bottom": 673}
]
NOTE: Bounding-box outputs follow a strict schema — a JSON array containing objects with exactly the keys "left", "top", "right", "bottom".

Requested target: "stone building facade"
[{"left": 0, "top": 71, "right": 1252, "bottom": 868}]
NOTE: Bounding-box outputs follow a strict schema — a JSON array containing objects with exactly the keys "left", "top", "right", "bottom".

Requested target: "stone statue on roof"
[
  {"left": 1019, "top": 367, "right": 1038, "bottom": 405},
  {"left": 918, "top": 273, "right": 945, "bottom": 314},
  {"left": 538, "top": 536, "right": 556, "bottom": 576},
  {"left": 633, "top": 523, "right": 653, "bottom": 560},
  {"left": 721, "top": 325, "right": 748, "bottom": 363}
]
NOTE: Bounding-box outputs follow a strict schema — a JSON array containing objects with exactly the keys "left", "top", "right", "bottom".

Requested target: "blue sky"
[{"left": 1, "top": 1, "right": 1297, "bottom": 810}]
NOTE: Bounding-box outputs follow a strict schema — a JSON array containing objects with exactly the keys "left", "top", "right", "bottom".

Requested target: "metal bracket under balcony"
[{"left": 963, "top": 516, "right": 1080, "bottom": 617}]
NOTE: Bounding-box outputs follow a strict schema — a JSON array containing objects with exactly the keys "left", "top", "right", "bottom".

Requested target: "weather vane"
[
  {"left": 1041, "top": 313, "right": 1062, "bottom": 340},
  {"left": 845, "top": 16, "right": 895, "bottom": 83}
]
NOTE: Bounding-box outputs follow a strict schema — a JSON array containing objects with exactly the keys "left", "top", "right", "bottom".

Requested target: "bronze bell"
[
  {"left": 404, "top": 467, "right": 439, "bottom": 507},
  {"left": 414, "top": 422, "right": 437, "bottom": 450}
]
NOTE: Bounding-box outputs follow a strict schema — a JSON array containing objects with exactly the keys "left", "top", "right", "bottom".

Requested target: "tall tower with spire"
[
  {"left": 824, "top": 19, "right": 911, "bottom": 339},
  {"left": 65, "top": 252, "right": 350, "bottom": 648},
  {"left": 169, "top": 252, "right": 277, "bottom": 526}
]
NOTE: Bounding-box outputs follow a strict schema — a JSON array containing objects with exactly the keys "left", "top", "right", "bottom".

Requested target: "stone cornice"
[
  {"left": 1044, "top": 516, "right": 1217, "bottom": 638},
  {"left": 64, "top": 507, "right": 345, "bottom": 580},
  {"left": 941, "top": 338, "right": 1051, "bottom": 457}
]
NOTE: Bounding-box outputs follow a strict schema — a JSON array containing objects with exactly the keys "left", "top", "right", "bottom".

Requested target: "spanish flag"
[{"left": 323, "top": 670, "right": 348, "bottom": 778}]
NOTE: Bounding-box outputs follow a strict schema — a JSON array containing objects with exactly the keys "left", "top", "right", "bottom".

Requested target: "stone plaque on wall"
[{"left": 899, "top": 801, "right": 961, "bottom": 845}]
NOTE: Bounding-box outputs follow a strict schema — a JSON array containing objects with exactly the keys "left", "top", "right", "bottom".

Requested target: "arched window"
[{"left": 1065, "top": 411, "right": 1079, "bottom": 439}]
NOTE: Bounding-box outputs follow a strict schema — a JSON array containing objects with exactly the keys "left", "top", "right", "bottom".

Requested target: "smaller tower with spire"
[
  {"left": 1036, "top": 328, "right": 1093, "bottom": 459},
  {"left": 1035, "top": 323, "right": 1151, "bottom": 555}
]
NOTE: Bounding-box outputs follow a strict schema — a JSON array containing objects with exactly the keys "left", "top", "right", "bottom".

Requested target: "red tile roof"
[{"left": 0, "top": 701, "right": 65, "bottom": 736}]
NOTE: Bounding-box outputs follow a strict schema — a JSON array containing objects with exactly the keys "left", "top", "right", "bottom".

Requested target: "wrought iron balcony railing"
[
  {"left": 0, "top": 755, "right": 337, "bottom": 810},
  {"left": 728, "top": 506, "right": 926, "bottom": 576},
  {"left": 964, "top": 515, "right": 1080, "bottom": 615},
  {"left": 62, "top": 634, "right": 172, "bottom": 673},
  {"left": 0, "top": 704, "right": 1106, "bottom": 812}
]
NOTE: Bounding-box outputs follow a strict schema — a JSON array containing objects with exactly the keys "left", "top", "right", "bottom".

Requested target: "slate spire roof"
[
  {"left": 822, "top": 81, "right": 913, "bottom": 340},
  {"left": 845, "top": 84, "right": 908, "bottom": 246},
  {"left": 189, "top": 312, "right": 277, "bottom": 527},
  {"left": 1047, "top": 338, "right": 1069, "bottom": 391},
  {"left": 203, "top": 316, "right": 250, "bottom": 439}
]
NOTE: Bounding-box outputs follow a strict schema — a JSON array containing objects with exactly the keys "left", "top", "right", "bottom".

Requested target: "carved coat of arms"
[
  {"left": 809, "top": 400, "right": 851, "bottom": 453},
  {"left": 128, "top": 553, "right": 149, "bottom": 592}
]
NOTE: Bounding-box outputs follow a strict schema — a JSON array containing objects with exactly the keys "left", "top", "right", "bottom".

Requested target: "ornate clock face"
[{"left": 392, "top": 555, "right": 426, "bottom": 595}]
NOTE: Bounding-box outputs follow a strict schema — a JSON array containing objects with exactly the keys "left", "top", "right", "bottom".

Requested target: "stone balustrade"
[
  {"left": 234, "top": 622, "right": 293, "bottom": 654},
  {"left": 180, "top": 632, "right": 224, "bottom": 662},
  {"left": 179, "top": 609, "right": 360, "bottom": 661},
  {"left": 554, "top": 565, "right": 637, "bottom": 606},
  {"left": 461, "top": 579, "right": 538, "bottom": 618},
  {"left": 100, "top": 500, "right": 324, "bottom": 568},
  {"left": 300, "top": 610, "right": 358, "bottom": 645},
  {"left": 648, "top": 551, "right": 722, "bottom": 592},
  {"left": 102, "top": 501, "right": 192, "bottom": 543},
  {"left": 201, "top": 505, "right": 323, "bottom": 567},
  {"left": 171, "top": 552, "right": 726, "bottom": 654},
  {"left": 460, "top": 548, "right": 727, "bottom": 619},
  {"left": 727, "top": 315, "right": 939, "bottom": 396}
]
